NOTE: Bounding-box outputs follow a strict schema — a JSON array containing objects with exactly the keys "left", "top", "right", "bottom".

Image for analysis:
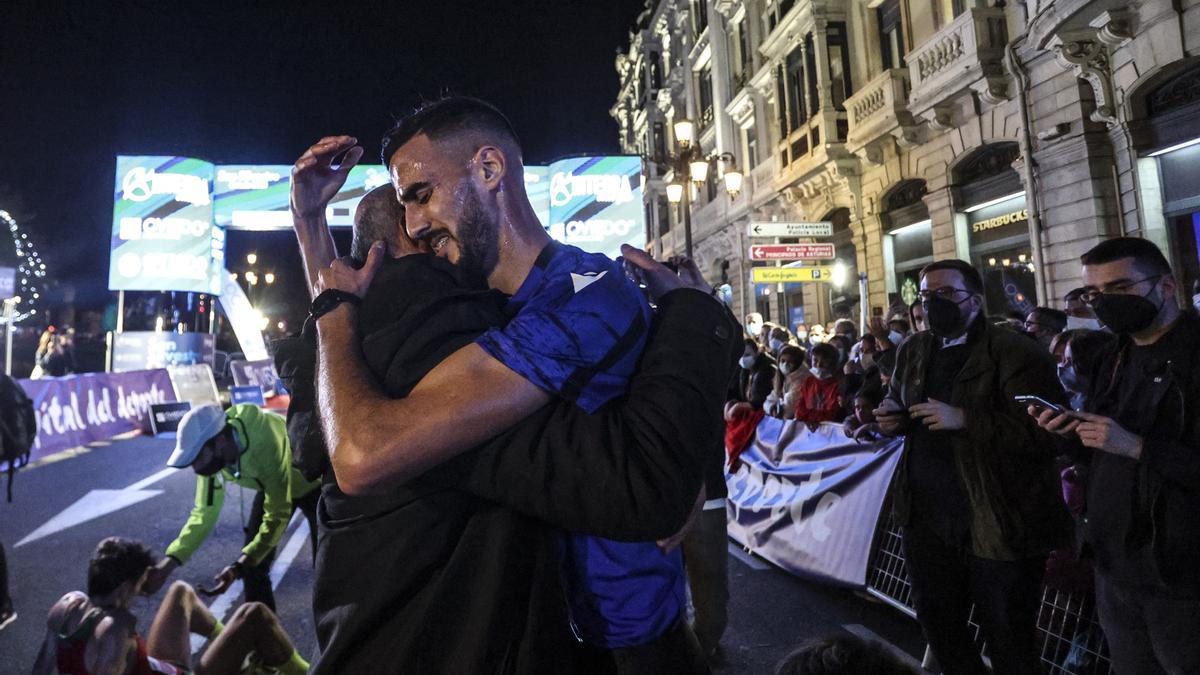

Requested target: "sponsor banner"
[
  {"left": 109, "top": 156, "right": 224, "bottom": 294},
  {"left": 18, "top": 369, "right": 177, "bottom": 462},
  {"left": 230, "top": 359, "right": 282, "bottom": 398},
  {"left": 212, "top": 163, "right": 393, "bottom": 230},
  {"left": 547, "top": 155, "right": 645, "bottom": 260},
  {"left": 167, "top": 364, "right": 221, "bottom": 408},
  {"left": 149, "top": 401, "right": 192, "bottom": 436},
  {"left": 216, "top": 268, "right": 269, "bottom": 361},
  {"left": 111, "top": 332, "right": 215, "bottom": 372},
  {"left": 230, "top": 385, "right": 266, "bottom": 406},
  {"left": 0, "top": 266, "right": 14, "bottom": 299},
  {"left": 726, "top": 418, "right": 904, "bottom": 587}
]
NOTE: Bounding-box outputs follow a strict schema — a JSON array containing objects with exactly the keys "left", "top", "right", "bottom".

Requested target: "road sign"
[
  {"left": 747, "top": 221, "right": 833, "bottom": 238},
  {"left": 752, "top": 267, "right": 835, "bottom": 283},
  {"left": 749, "top": 243, "right": 836, "bottom": 261}
]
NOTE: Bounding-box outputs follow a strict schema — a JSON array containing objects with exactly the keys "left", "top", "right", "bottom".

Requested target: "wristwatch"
[{"left": 309, "top": 289, "right": 362, "bottom": 321}]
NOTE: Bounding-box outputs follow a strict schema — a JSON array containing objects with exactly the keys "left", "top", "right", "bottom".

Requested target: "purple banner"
[
  {"left": 18, "top": 369, "right": 177, "bottom": 463},
  {"left": 726, "top": 418, "right": 904, "bottom": 588}
]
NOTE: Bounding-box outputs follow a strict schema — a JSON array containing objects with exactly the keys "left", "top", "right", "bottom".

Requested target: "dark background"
[{"left": 0, "top": 0, "right": 648, "bottom": 326}]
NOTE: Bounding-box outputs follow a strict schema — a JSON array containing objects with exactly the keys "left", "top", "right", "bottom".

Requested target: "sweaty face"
[{"left": 391, "top": 134, "right": 500, "bottom": 276}]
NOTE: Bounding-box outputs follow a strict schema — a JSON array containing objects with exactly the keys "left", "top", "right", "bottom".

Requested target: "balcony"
[
  {"left": 906, "top": 6, "right": 1010, "bottom": 126},
  {"left": 845, "top": 68, "right": 918, "bottom": 158}
]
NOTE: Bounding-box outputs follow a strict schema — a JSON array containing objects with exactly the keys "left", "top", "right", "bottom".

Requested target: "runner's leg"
[
  {"left": 145, "top": 581, "right": 218, "bottom": 668},
  {"left": 197, "top": 602, "right": 307, "bottom": 675}
]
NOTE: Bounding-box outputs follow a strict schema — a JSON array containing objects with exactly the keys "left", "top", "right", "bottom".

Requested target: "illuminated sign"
[
  {"left": 748, "top": 222, "right": 833, "bottom": 238},
  {"left": 109, "top": 156, "right": 223, "bottom": 294},
  {"left": 546, "top": 155, "right": 645, "bottom": 260},
  {"left": 748, "top": 244, "right": 836, "bottom": 261},
  {"left": 752, "top": 267, "right": 835, "bottom": 283},
  {"left": 971, "top": 208, "right": 1028, "bottom": 233}
]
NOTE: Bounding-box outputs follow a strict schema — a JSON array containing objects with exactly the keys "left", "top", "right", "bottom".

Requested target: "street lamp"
[
  {"left": 264, "top": 272, "right": 275, "bottom": 285},
  {"left": 246, "top": 253, "right": 258, "bottom": 265},
  {"left": 663, "top": 118, "right": 743, "bottom": 257}
]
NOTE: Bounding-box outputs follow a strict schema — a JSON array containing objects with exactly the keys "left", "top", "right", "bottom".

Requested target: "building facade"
[{"left": 613, "top": 0, "right": 1200, "bottom": 332}]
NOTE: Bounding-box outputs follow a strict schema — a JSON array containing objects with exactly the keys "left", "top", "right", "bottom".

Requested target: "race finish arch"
[{"left": 109, "top": 154, "right": 645, "bottom": 360}]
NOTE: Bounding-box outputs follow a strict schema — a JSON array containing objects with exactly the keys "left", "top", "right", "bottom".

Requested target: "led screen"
[
  {"left": 546, "top": 155, "right": 645, "bottom": 260},
  {"left": 109, "top": 156, "right": 224, "bottom": 294},
  {"left": 214, "top": 164, "right": 393, "bottom": 229}
]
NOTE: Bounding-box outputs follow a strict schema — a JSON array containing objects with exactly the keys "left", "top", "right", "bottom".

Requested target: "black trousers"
[
  {"left": 573, "top": 617, "right": 710, "bottom": 675},
  {"left": 0, "top": 541, "right": 9, "bottom": 612},
  {"left": 901, "top": 524, "right": 1045, "bottom": 675},
  {"left": 1094, "top": 573, "right": 1200, "bottom": 675},
  {"left": 242, "top": 488, "right": 319, "bottom": 611},
  {"left": 681, "top": 507, "right": 729, "bottom": 657}
]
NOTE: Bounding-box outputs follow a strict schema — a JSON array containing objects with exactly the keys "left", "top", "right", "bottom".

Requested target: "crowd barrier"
[{"left": 727, "top": 418, "right": 1115, "bottom": 674}]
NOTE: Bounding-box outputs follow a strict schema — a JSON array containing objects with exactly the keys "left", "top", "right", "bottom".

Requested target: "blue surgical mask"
[
  {"left": 1058, "top": 363, "right": 1084, "bottom": 394},
  {"left": 739, "top": 355, "right": 755, "bottom": 370},
  {"left": 769, "top": 338, "right": 785, "bottom": 353}
]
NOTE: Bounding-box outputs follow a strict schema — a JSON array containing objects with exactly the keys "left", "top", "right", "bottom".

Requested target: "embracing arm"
[
  {"left": 317, "top": 300, "right": 552, "bottom": 495},
  {"left": 424, "top": 288, "right": 739, "bottom": 540},
  {"left": 293, "top": 211, "right": 338, "bottom": 299}
]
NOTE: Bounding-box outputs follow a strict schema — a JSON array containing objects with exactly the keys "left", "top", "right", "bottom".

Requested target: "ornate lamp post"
[{"left": 663, "top": 118, "right": 743, "bottom": 258}]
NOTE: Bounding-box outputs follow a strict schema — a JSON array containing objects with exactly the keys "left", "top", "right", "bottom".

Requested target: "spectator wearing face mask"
[
  {"left": 845, "top": 334, "right": 879, "bottom": 376},
  {"left": 767, "top": 326, "right": 794, "bottom": 357},
  {"left": 826, "top": 334, "right": 853, "bottom": 373},
  {"left": 843, "top": 385, "right": 885, "bottom": 443},
  {"left": 744, "top": 313, "right": 764, "bottom": 343},
  {"left": 1048, "top": 329, "right": 1083, "bottom": 364},
  {"left": 795, "top": 343, "right": 843, "bottom": 431},
  {"left": 1024, "top": 307, "right": 1068, "bottom": 352},
  {"left": 1056, "top": 330, "right": 1116, "bottom": 411},
  {"left": 765, "top": 345, "right": 809, "bottom": 419},
  {"left": 725, "top": 341, "right": 777, "bottom": 468},
  {"left": 1034, "top": 238, "right": 1200, "bottom": 673},
  {"left": 1063, "top": 288, "right": 1104, "bottom": 331},
  {"left": 908, "top": 300, "right": 927, "bottom": 333}
]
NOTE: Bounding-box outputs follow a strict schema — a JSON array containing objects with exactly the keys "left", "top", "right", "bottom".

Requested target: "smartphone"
[{"left": 1013, "top": 395, "right": 1066, "bottom": 414}]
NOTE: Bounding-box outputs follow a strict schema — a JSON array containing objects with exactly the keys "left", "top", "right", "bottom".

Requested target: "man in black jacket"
[
  {"left": 876, "top": 259, "right": 1069, "bottom": 675},
  {"left": 1035, "top": 237, "right": 1200, "bottom": 673},
  {"left": 284, "top": 144, "right": 736, "bottom": 673}
]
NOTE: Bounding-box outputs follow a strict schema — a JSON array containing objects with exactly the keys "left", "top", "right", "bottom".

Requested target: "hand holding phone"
[{"left": 1013, "top": 395, "right": 1066, "bottom": 415}]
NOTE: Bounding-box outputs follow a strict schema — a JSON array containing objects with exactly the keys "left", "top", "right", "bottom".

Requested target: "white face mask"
[
  {"left": 810, "top": 367, "right": 832, "bottom": 380},
  {"left": 797, "top": 331, "right": 808, "bottom": 342},
  {"left": 888, "top": 330, "right": 904, "bottom": 346},
  {"left": 1193, "top": 294, "right": 1200, "bottom": 312},
  {"left": 739, "top": 355, "right": 755, "bottom": 370},
  {"left": 746, "top": 323, "right": 763, "bottom": 338},
  {"left": 1065, "top": 315, "right": 1102, "bottom": 331},
  {"left": 779, "top": 362, "right": 793, "bottom": 376},
  {"left": 769, "top": 337, "right": 785, "bottom": 353}
]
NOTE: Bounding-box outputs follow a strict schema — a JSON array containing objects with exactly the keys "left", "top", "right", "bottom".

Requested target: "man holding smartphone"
[{"left": 874, "top": 259, "right": 1069, "bottom": 675}]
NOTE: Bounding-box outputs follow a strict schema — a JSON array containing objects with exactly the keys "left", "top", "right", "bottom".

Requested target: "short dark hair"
[
  {"left": 88, "top": 537, "right": 154, "bottom": 597},
  {"left": 1080, "top": 237, "right": 1172, "bottom": 277},
  {"left": 778, "top": 344, "right": 806, "bottom": 365},
  {"left": 351, "top": 185, "right": 405, "bottom": 262},
  {"left": 381, "top": 96, "right": 522, "bottom": 166},
  {"left": 888, "top": 318, "right": 910, "bottom": 333},
  {"left": 811, "top": 342, "right": 839, "bottom": 365},
  {"left": 1064, "top": 287, "right": 1086, "bottom": 303},
  {"left": 920, "top": 259, "right": 983, "bottom": 295},
  {"left": 1030, "top": 306, "right": 1068, "bottom": 332},
  {"left": 775, "top": 635, "right": 917, "bottom": 675}
]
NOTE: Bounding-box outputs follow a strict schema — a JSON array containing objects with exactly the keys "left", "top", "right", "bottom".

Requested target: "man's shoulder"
[{"left": 527, "top": 245, "right": 645, "bottom": 315}]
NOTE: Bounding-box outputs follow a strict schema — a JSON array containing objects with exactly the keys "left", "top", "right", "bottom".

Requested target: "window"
[
  {"left": 657, "top": 195, "right": 670, "bottom": 235},
  {"left": 737, "top": 20, "right": 752, "bottom": 74},
  {"left": 653, "top": 122, "right": 666, "bottom": 164},
  {"left": 692, "top": 0, "right": 708, "bottom": 37},
  {"left": 805, "top": 34, "right": 819, "bottom": 117},
  {"left": 649, "top": 52, "right": 663, "bottom": 90},
  {"left": 826, "top": 22, "right": 853, "bottom": 110},
  {"left": 776, "top": 65, "right": 788, "bottom": 138},
  {"left": 698, "top": 64, "right": 714, "bottom": 128},
  {"left": 785, "top": 46, "right": 808, "bottom": 131},
  {"left": 877, "top": 0, "right": 906, "bottom": 70},
  {"left": 743, "top": 126, "right": 759, "bottom": 168}
]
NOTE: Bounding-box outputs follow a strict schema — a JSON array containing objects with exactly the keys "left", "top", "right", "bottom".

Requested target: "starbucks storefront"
[{"left": 966, "top": 193, "right": 1037, "bottom": 317}]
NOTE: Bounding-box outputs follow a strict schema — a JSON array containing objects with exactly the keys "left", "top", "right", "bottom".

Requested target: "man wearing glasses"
[
  {"left": 874, "top": 259, "right": 1069, "bottom": 675},
  {"left": 1033, "top": 237, "right": 1200, "bottom": 673}
]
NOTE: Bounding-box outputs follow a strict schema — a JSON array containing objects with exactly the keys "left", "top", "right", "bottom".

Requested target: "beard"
[{"left": 453, "top": 181, "right": 501, "bottom": 280}]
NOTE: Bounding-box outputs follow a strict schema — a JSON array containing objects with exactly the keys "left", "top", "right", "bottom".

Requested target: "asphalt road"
[{"left": 0, "top": 434, "right": 924, "bottom": 674}]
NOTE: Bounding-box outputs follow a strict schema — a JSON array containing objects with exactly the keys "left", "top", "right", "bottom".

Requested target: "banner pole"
[
  {"left": 116, "top": 290, "right": 125, "bottom": 334},
  {"left": 3, "top": 300, "right": 13, "bottom": 376}
]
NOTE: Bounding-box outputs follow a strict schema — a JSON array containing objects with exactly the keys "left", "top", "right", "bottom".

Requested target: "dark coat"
[{"left": 885, "top": 318, "right": 1072, "bottom": 560}]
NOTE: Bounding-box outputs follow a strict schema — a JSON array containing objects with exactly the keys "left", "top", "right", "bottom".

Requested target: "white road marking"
[
  {"left": 17, "top": 489, "right": 163, "bottom": 547},
  {"left": 728, "top": 542, "right": 770, "bottom": 570},
  {"left": 191, "top": 512, "right": 311, "bottom": 655},
  {"left": 126, "top": 467, "right": 179, "bottom": 491},
  {"left": 841, "top": 623, "right": 923, "bottom": 671}
]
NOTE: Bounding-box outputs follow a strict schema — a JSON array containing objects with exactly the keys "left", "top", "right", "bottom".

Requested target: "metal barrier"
[{"left": 864, "top": 508, "right": 1115, "bottom": 674}]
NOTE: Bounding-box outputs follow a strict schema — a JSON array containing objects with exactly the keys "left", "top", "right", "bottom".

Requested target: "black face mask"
[
  {"left": 923, "top": 295, "right": 971, "bottom": 338},
  {"left": 192, "top": 453, "right": 226, "bottom": 477},
  {"left": 1091, "top": 290, "right": 1163, "bottom": 335}
]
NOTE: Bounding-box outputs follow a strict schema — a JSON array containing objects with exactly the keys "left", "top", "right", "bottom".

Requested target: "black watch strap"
[{"left": 309, "top": 289, "right": 362, "bottom": 321}]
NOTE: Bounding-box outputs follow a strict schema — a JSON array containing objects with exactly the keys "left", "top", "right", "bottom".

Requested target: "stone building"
[{"left": 612, "top": 0, "right": 1200, "bottom": 332}]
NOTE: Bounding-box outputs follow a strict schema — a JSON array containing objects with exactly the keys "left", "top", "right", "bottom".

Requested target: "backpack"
[{"left": 0, "top": 373, "right": 37, "bottom": 501}]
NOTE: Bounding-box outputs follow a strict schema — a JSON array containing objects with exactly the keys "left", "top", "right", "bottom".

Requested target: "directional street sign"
[
  {"left": 749, "top": 243, "right": 836, "bottom": 261},
  {"left": 747, "top": 221, "right": 833, "bottom": 238},
  {"left": 752, "top": 267, "right": 835, "bottom": 283}
]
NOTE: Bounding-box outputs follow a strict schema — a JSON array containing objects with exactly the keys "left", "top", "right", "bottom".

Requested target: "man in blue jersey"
[{"left": 309, "top": 97, "right": 707, "bottom": 672}]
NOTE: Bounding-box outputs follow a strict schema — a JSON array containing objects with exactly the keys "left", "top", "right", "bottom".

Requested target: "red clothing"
[
  {"left": 794, "top": 375, "right": 842, "bottom": 427},
  {"left": 725, "top": 408, "right": 765, "bottom": 470},
  {"left": 55, "top": 607, "right": 185, "bottom": 675}
]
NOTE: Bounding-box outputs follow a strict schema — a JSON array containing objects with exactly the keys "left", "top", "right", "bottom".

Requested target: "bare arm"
[
  {"left": 93, "top": 620, "right": 137, "bottom": 675},
  {"left": 318, "top": 298, "right": 551, "bottom": 494},
  {"left": 294, "top": 211, "right": 338, "bottom": 299},
  {"left": 290, "top": 135, "right": 364, "bottom": 298}
]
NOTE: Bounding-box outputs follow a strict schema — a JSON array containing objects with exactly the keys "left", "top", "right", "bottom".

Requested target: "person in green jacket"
[{"left": 141, "top": 403, "right": 320, "bottom": 611}]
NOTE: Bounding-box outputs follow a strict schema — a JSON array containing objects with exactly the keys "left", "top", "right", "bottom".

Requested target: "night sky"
[{"left": 0, "top": 0, "right": 648, "bottom": 325}]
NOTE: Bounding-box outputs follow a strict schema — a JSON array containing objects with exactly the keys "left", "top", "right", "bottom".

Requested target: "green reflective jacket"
[{"left": 165, "top": 404, "right": 319, "bottom": 565}]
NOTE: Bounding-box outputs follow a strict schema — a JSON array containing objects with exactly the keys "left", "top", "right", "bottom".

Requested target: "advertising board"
[
  {"left": 111, "top": 332, "right": 216, "bottom": 372},
  {"left": 109, "top": 156, "right": 224, "bottom": 294},
  {"left": 546, "top": 156, "right": 645, "bottom": 260}
]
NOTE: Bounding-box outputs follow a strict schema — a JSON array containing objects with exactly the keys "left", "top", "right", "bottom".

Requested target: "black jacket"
[
  {"left": 886, "top": 318, "right": 1071, "bottom": 560},
  {"left": 1081, "top": 311, "right": 1200, "bottom": 591},
  {"left": 275, "top": 255, "right": 739, "bottom": 674}
]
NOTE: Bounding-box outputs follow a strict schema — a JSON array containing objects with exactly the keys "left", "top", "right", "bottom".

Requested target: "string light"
[{"left": 0, "top": 209, "right": 45, "bottom": 323}]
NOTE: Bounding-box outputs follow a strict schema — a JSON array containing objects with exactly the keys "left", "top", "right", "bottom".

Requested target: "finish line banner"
[
  {"left": 726, "top": 418, "right": 904, "bottom": 588},
  {"left": 19, "top": 369, "right": 177, "bottom": 463}
]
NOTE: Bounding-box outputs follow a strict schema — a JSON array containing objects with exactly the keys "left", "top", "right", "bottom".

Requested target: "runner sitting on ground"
[{"left": 31, "top": 537, "right": 308, "bottom": 675}]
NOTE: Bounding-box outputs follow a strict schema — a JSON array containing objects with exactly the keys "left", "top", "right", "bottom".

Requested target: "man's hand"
[
  {"left": 908, "top": 398, "right": 965, "bottom": 431},
  {"left": 1072, "top": 412, "right": 1144, "bottom": 459},
  {"left": 199, "top": 561, "right": 242, "bottom": 597},
  {"left": 291, "top": 135, "right": 364, "bottom": 220},
  {"left": 873, "top": 398, "right": 906, "bottom": 436},
  {"left": 620, "top": 245, "right": 713, "bottom": 300},
  {"left": 1029, "top": 406, "right": 1083, "bottom": 437},
  {"left": 315, "top": 243, "right": 386, "bottom": 302},
  {"left": 657, "top": 487, "right": 706, "bottom": 553},
  {"left": 140, "top": 557, "right": 178, "bottom": 595}
]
